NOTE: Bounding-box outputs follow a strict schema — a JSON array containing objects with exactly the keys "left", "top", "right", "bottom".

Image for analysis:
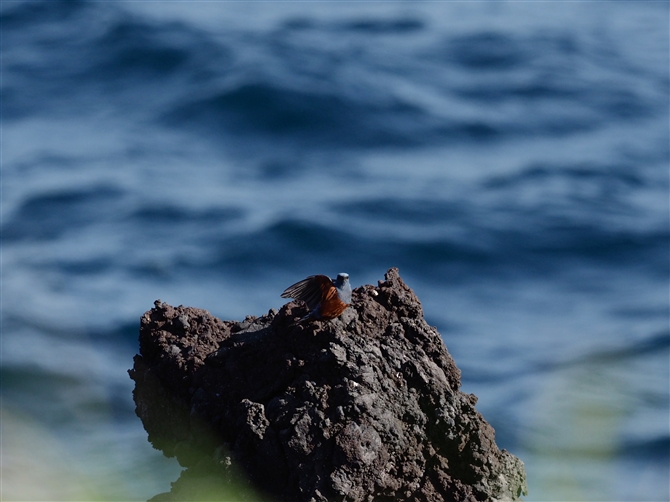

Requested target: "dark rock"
[{"left": 129, "top": 268, "right": 528, "bottom": 501}]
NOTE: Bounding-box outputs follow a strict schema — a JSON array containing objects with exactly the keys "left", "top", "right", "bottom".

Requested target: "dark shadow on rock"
[{"left": 129, "top": 268, "right": 528, "bottom": 501}]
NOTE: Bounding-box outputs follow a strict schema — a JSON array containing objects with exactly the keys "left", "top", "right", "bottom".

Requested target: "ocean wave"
[
  {"left": 3, "top": 185, "right": 124, "bottom": 242},
  {"left": 4, "top": 0, "right": 662, "bottom": 149}
]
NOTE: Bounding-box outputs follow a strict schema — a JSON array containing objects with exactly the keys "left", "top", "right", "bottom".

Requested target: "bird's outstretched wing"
[{"left": 281, "top": 275, "right": 334, "bottom": 311}]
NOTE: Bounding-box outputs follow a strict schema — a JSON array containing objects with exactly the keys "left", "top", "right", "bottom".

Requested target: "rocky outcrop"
[{"left": 129, "top": 268, "right": 527, "bottom": 501}]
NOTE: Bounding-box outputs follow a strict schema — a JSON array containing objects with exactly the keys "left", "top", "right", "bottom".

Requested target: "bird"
[{"left": 281, "top": 273, "right": 352, "bottom": 322}]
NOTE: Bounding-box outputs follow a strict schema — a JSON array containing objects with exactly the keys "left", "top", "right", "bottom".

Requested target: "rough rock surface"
[{"left": 129, "top": 268, "right": 527, "bottom": 501}]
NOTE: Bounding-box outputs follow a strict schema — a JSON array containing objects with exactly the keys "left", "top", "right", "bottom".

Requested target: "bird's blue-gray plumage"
[{"left": 333, "top": 273, "right": 352, "bottom": 304}]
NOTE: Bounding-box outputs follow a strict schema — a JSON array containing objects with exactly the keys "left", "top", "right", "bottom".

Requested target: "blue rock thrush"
[{"left": 281, "top": 273, "right": 352, "bottom": 322}]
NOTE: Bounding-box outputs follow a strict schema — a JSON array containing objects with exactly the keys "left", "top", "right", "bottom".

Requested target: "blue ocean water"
[{"left": 2, "top": 1, "right": 668, "bottom": 500}]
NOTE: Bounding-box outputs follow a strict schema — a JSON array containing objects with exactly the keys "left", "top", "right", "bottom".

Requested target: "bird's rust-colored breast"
[{"left": 318, "top": 284, "right": 350, "bottom": 320}]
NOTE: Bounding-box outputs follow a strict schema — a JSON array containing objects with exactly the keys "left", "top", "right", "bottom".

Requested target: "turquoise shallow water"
[{"left": 2, "top": 1, "right": 668, "bottom": 500}]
